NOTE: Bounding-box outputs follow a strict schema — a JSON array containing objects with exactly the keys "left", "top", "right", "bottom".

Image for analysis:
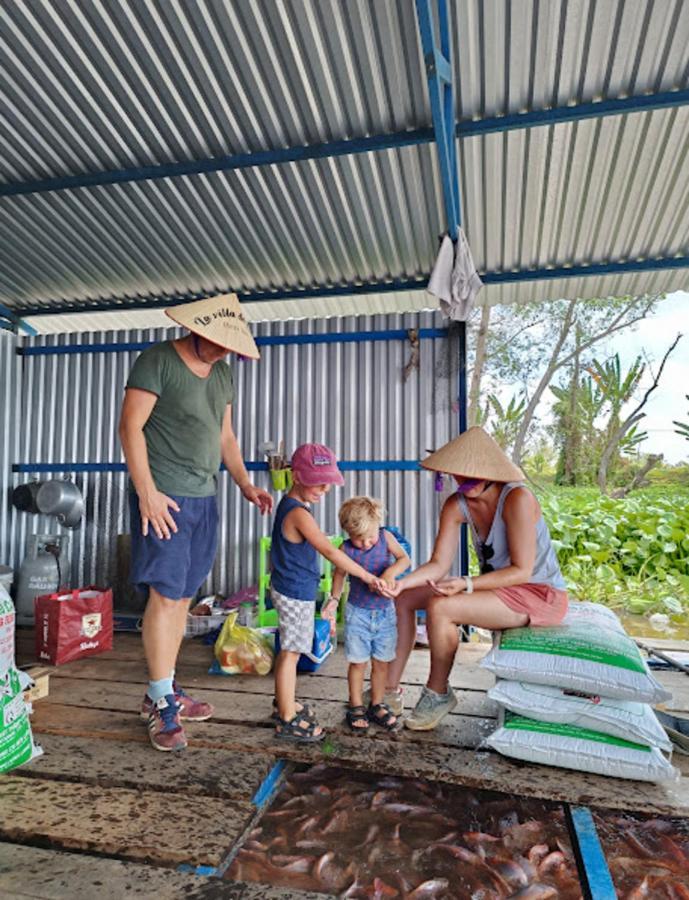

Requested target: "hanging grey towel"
[{"left": 427, "top": 229, "right": 483, "bottom": 321}]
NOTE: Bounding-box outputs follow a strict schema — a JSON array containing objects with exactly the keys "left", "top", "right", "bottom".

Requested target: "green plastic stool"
[{"left": 257, "top": 534, "right": 343, "bottom": 627}]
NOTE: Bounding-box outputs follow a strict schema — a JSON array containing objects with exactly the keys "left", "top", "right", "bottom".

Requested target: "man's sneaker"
[
  {"left": 141, "top": 683, "right": 214, "bottom": 722},
  {"left": 362, "top": 687, "right": 404, "bottom": 716},
  {"left": 171, "top": 682, "right": 214, "bottom": 721},
  {"left": 404, "top": 685, "right": 457, "bottom": 731},
  {"left": 148, "top": 694, "right": 187, "bottom": 752}
]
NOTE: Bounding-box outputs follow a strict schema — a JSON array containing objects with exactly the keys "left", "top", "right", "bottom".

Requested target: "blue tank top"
[
  {"left": 270, "top": 497, "right": 320, "bottom": 601},
  {"left": 458, "top": 482, "right": 566, "bottom": 590},
  {"left": 343, "top": 530, "right": 393, "bottom": 611}
]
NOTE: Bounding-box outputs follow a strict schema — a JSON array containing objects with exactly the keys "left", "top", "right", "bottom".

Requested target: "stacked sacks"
[
  {"left": 482, "top": 601, "right": 678, "bottom": 782},
  {"left": 0, "top": 585, "right": 41, "bottom": 773}
]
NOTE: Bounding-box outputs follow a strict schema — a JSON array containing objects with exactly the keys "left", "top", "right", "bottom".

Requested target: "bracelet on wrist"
[{"left": 464, "top": 575, "right": 474, "bottom": 594}]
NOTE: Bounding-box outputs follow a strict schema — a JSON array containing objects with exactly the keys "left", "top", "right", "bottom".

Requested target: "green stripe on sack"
[
  {"left": 503, "top": 713, "right": 652, "bottom": 751},
  {"left": 499, "top": 627, "right": 647, "bottom": 674}
]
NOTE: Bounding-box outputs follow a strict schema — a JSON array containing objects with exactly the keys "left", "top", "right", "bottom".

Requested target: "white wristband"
[{"left": 464, "top": 575, "right": 474, "bottom": 594}]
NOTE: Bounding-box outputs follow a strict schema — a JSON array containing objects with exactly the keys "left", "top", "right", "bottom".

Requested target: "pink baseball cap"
[{"left": 291, "top": 443, "right": 344, "bottom": 487}]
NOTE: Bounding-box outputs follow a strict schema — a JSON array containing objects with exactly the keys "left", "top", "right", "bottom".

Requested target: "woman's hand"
[
  {"left": 138, "top": 491, "right": 180, "bottom": 540},
  {"left": 427, "top": 577, "right": 466, "bottom": 596},
  {"left": 369, "top": 576, "right": 398, "bottom": 598}
]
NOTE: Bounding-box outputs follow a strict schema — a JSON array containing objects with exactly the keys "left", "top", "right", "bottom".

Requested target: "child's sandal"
[
  {"left": 346, "top": 705, "right": 370, "bottom": 733},
  {"left": 274, "top": 714, "right": 325, "bottom": 743},
  {"left": 270, "top": 698, "right": 315, "bottom": 722},
  {"left": 367, "top": 702, "right": 402, "bottom": 732}
]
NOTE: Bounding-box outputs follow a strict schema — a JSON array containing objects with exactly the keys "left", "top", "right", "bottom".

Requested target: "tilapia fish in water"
[
  {"left": 225, "top": 765, "right": 582, "bottom": 898},
  {"left": 594, "top": 808, "right": 689, "bottom": 900}
]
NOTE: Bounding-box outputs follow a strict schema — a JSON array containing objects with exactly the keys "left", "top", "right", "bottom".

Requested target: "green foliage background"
[{"left": 537, "top": 487, "right": 689, "bottom": 617}]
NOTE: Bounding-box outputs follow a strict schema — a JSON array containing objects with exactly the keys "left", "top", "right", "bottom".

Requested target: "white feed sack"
[
  {"left": 486, "top": 713, "right": 679, "bottom": 783},
  {"left": 0, "top": 585, "right": 42, "bottom": 773},
  {"left": 480, "top": 601, "right": 671, "bottom": 704},
  {"left": 488, "top": 680, "right": 671, "bottom": 751}
]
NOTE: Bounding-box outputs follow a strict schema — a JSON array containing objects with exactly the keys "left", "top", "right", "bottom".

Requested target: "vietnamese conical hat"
[
  {"left": 421, "top": 426, "right": 525, "bottom": 482},
  {"left": 165, "top": 293, "right": 259, "bottom": 359}
]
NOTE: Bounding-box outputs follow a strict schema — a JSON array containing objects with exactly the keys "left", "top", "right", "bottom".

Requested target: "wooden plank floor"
[{"left": 3, "top": 627, "right": 689, "bottom": 898}]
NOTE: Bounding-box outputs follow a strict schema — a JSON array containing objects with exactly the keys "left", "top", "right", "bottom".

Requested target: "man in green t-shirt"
[{"left": 119, "top": 294, "right": 273, "bottom": 751}]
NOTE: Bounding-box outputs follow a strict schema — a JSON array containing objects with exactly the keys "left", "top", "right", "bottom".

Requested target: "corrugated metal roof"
[
  {"left": 0, "top": 0, "right": 687, "bottom": 329},
  {"left": 25, "top": 288, "right": 439, "bottom": 335}
]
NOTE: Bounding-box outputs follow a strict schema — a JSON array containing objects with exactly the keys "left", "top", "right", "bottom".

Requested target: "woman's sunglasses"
[{"left": 480, "top": 542, "right": 494, "bottom": 574}]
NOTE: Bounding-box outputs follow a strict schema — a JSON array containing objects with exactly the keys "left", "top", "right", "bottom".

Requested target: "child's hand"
[{"left": 321, "top": 595, "right": 338, "bottom": 633}]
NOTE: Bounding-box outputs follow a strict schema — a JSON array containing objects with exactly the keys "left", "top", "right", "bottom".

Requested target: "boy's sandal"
[
  {"left": 270, "top": 698, "right": 315, "bottom": 722},
  {"left": 367, "top": 702, "right": 402, "bottom": 732},
  {"left": 346, "top": 705, "right": 370, "bottom": 733},
  {"left": 274, "top": 714, "right": 325, "bottom": 744}
]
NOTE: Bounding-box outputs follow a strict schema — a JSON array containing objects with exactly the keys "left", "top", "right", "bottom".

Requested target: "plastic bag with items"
[{"left": 213, "top": 611, "right": 273, "bottom": 676}]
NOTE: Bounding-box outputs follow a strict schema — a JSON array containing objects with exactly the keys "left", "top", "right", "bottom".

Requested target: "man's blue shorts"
[
  {"left": 129, "top": 492, "right": 218, "bottom": 600},
  {"left": 344, "top": 603, "right": 398, "bottom": 663}
]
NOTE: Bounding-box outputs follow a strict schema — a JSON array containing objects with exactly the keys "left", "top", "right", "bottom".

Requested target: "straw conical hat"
[
  {"left": 421, "top": 426, "right": 525, "bottom": 482},
  {"left": 165, "top": 293, "right": 259, "bottom": 359}
]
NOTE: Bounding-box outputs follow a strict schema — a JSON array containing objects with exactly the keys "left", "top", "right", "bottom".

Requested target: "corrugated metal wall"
[
  {"left": 0, "top": 330, "right": 21, "bottom": 580},
  {"left": 2, "top": 311, "right": 457, "bottom": 602}
]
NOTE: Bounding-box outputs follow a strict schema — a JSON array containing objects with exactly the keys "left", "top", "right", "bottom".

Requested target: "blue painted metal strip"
[
  {"left": 482, "top": 255, "right": 689, "bottom": 283},
  {"left": 19, "top": 328, "right": 448, "bottom": 357},
  {"left": 15, "top": 254, "right": 689, "bottom": 318},
  {"left": 2, "top": 90, "right": 687, "bottom": 201},
  {"left": 13, "top": 460, "right": 422, "bottom": 474},
  {"left": 18, "top": 276, "right": 430, "bottom": 317},
  {"left": 416, "top": 0, "right": 461, "bottom": 238},
  {"left": 252, "top": 760, "right": 287, "bottom": 808},
  {"left": 0, "top": 128, "right": 435, "bottom": 198},
  {"left": 176, "top": 864, "right": 217, "bottom": 876},
  {"left": 0, "top": 302, "right": 38, "bottom": 336},
  {"left": 460, "top": 88, "right": 689, "bottom": 137},
  {"left": 569, "top": 806, "right": 617, "bottom": 900}
]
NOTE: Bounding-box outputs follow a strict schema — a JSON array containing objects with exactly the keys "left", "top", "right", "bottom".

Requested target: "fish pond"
[{"left": 226, "top": 763, "right": 583, "bottom": 898}]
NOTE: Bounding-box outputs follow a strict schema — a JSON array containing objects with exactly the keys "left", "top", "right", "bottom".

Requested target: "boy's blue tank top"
[{"left": 271, "top": 496, "right": 320, "bottom": 601}]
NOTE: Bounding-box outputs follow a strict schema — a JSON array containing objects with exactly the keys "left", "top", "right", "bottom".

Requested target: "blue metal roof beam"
[
  {"left": 415, "top": 0, "right": 461, "bottom": 238},
  {"left": 15, "top": 255, "right": 689, "bottom": 317},
  {"left": 2, "top": 90, "right": 687, "bottom": 199}
]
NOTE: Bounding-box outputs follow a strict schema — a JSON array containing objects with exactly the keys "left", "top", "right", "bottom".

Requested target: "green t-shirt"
[{"left": 126, "top": 341, "right": 235, "bottom": 497}]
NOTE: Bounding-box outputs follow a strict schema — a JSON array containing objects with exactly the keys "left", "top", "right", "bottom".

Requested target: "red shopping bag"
[{"left": 34, "top": 586, "right": 113, "bottom": 666}]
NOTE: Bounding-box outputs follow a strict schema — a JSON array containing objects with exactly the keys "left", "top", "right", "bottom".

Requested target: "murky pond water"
[{"left": 227, "top": 763, "right": 583, "bottom": 898}]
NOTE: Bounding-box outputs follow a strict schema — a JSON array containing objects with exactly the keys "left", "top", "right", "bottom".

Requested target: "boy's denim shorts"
[
  {"left": 345, "top": 603, "right": 397, "bottom": 663},
  {"left": 129, "top": 492, "right": 218, "bottom": 600}
]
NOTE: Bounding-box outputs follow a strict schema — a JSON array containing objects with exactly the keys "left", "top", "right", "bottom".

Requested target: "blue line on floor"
[
  {"left": 176, "top": 864, "right": 217, "bottom": 876},
  {"left": 252, "top": 759, "right": 287, "bottom": 808},
  {"left": 569, "top": 805, "right": 617, "bottom": 899}
]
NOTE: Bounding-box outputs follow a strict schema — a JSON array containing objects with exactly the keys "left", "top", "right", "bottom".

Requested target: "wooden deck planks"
[
  {"left": 0, "top": 775, "right": 251, "bottom": 867},
  {"left": 7, "top": 625, "right": 689, "bottom": 896},
  {"left": 0, "top": 843, "right": 327, "bottom": 900}
]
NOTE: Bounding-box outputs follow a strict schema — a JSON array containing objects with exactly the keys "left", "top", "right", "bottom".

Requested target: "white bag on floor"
[
  {"left": 0, "top": 586, "right": 42, "bottom": 773},
  {"left": 488, "top": 680, "right": 671, "bottom": 751},
  {"left": 480, "top": 601, "right": 671, "bottom": 704},
  {"left": 486, "top": 713, "right": 679, "bottom": 783}
]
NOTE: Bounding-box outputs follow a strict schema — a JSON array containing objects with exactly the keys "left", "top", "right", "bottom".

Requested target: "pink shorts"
[{"left": 494, "top": 583, "right": 568, "bottom": 626}]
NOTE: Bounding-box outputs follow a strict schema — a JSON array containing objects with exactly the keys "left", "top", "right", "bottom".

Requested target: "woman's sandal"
[
  {"left": 346, "top": 705, "right": 370, "bottom": 734},
  {"left": 274, "top": 714, "right": 325, "bottom": 743},
  {"left": 270, "top": 698, "right": 315, "bottom": 722},
  {"left": 367, "top": 702, "right": 403, "bottom": 732}
]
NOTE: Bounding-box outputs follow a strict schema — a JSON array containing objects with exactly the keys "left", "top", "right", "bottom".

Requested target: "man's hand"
[
  {"left": 427, "top": 577, "right": 466, "bottom": 596},
  {"left": 138, "top": 491, "right": 180, "bottom": 540},
  {"left": 241, "top": 482, "right": 274, "bottom": 514}
]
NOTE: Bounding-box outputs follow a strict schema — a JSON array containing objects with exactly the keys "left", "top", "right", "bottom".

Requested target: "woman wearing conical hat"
[{"left": 385, "top": 427, "right": 568, "bottom": 732}]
